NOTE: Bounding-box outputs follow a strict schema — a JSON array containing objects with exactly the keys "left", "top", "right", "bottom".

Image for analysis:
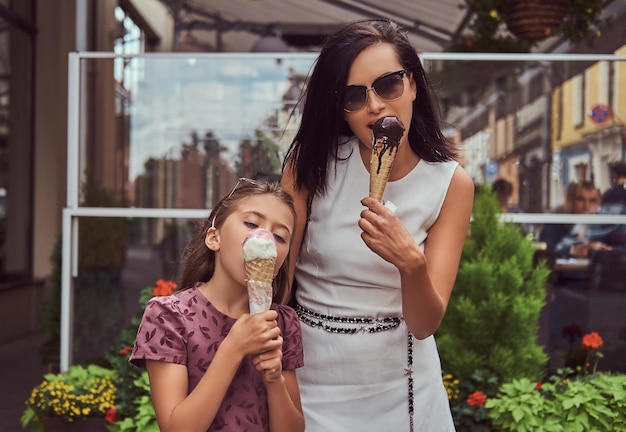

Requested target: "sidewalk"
[{"left": 0, "top": 332, "right": 47, "bottom": 432}]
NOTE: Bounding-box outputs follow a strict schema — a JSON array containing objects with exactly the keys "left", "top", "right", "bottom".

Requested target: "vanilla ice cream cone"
[
  {"left": 369, "top": 117, "right": 405, "bottom": 202},
  {"left": 245, "top": 258, "right": 275, "bottom": 314},
  {"left": 242, "top": 228, "right": 277, "bottom": 314}
]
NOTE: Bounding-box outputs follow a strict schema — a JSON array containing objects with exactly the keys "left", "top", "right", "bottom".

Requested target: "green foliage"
[
  {"left": 450, "top": 369, "right": 499, "bottom": 431},
  {"left": 38, "top": 173, "right": 129, "bottom": 365},
  {"left": 38, "top": 235, "right": 62, "bottom": 364},
  {"left": 451, "top": 0, "right": 608, "bottom": 52},
  {"left": 437, "top": 186, "right": 549, "bottom": 386},
  {"left": 108, "top": 372, "right": 159, "bottom": 432},
  {"left": 486, "top": 370, "right": 626, "bottom": 431},
  {"left": 79, "top": 171, "right": 127, "bottom": 269},
  {"left": 105, "top": 284, "right": 155, "bottom": 422},
  {"left": 105, "top": 281, "right": 176, "bottom": 429},
  {"left": 21, "top": 365, "right": 118, "bottom": 430}
]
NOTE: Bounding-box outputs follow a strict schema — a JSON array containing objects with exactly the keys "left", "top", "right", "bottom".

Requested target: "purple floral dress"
[{"left": 130, "top": 284, "right": 304, "bottom": 432}]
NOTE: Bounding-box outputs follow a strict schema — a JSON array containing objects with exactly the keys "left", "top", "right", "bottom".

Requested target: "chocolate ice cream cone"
[
  {"left": 370, "top": 140, "right": 399, "bottom": 202},
  {"left": 369, "top": 116, "right": 405, "bottom": 202}
]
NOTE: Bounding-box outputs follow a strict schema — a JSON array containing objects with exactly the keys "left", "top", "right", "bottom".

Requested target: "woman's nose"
[{"left": 366, "top": 88, "right": 386, "bottom": 112}]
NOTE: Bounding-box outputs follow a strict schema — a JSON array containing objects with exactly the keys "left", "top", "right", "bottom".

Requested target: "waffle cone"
[
  {"left": 245, "top": 258, "right": 275, "bottom": 314},
  {"left": 369, "top": 140, "right": 399, "bottom": 202}
]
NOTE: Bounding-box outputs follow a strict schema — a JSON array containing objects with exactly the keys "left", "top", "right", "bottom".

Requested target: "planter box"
[{"left": 44, "top": 417, "right": 109, "bottom": 432}]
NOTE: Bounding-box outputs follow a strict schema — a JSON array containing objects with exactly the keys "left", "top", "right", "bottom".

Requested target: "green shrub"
[
  {"left": 437, "top": 186, "right": 550, "bottom": 384},
  {"left": 436, "top": 185, "right": 550, "bottom": 430}
]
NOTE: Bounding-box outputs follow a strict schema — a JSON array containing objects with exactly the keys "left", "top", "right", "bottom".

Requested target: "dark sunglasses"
[{"left": 340, "top": 69, "right": 408, "bottom": 112}]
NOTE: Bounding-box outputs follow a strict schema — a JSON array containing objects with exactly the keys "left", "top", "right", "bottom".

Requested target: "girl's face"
[
  {"left": 211, "top": 194, "right": 294, "bottom": 287},
  {"left": 342, "top": 43, "right": 416, "bottom": 151}
]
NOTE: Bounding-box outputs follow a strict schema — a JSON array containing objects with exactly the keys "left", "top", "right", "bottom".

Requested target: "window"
[{"left": 0, "top": 3, "right": 35, "bottom": 282}]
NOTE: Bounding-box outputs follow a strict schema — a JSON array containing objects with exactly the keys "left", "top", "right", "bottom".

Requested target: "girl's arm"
[
  {"left": 251, "top": 323, "right": 305, "bottom": 431},
  {"left": 360, "top": 167, "right": 474, "bottom": 339},
  {"left": 147, "top": 311, "right": 283, "bottom": 432},
  {"left": 266, "top": 369, "right": 305, "bottom": 432}
]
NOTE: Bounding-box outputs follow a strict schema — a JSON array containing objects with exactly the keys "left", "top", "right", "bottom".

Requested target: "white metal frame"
[{"left": 61, "top": 51, "right": 626, "bottom": 372}]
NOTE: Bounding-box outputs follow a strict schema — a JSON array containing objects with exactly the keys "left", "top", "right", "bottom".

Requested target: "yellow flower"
[
  {"left": 489, "top": 9, "right": 499, "bottom": 20},
  {"left": 23, "top": 365, "right": 117, "bottom": 425}
]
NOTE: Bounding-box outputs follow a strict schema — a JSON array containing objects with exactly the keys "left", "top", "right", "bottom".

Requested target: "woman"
[{"left": 281, "top": 19, "right": 474, "bottom": 431}]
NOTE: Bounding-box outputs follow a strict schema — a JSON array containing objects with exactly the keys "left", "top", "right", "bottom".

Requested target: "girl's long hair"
[
  {"left": 177, "top": 181, "right": 297, "bottom": 305},
  {"left": 283, "top": 18, "right": 457, "bottom": 196}
]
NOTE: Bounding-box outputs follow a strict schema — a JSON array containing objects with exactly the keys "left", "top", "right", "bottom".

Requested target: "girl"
[
  {"left": 281, "top": 19, "right": 474, "bottom": 431},
  {"left": 130, "top": 179, "right": 305, "bottom": 432}
]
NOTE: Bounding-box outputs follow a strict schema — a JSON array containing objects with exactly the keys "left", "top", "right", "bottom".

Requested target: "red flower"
[
  {"left": 153, "top": 279, "right": 177, "bottom": 297},
  {"left": 119, "top": 345, "right": 133, "bottom": 356},
  {"left": 467, "top": 390, "right": 487, "bottom": 408},
  {"left": 581, "top": 331, "right": 603, "bottom": 350},
  {"left": 534, "top": 382, "right": 543, "bottom": 391},
  {"left": 105, "top": 407, "right": 117, "bottom": 423}
]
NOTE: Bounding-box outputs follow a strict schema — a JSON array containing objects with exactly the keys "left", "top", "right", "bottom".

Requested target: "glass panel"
[
  {"left": 42, "top": 216, "right": 203, "bottom": 364},
  {"left": 68, "top": 52, "right": 626, "bottom": 368},
  {"left": 79, "top": 55, "right": 316, "bottom": 210},
  {"left": 76, "top": 54, "right": 626, "bottom": 214}
]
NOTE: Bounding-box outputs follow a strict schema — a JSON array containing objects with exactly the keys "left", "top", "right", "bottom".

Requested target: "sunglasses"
[
  {"left": 341, "top": 69, "right": 408, "bottom": 112},
  {"left": 211, "top": 177, "right": 261, "bottom": 228}
]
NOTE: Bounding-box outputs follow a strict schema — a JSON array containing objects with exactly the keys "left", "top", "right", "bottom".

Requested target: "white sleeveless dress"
[{"left": 294, "top": 137, "right": 457, "bottom": 432}]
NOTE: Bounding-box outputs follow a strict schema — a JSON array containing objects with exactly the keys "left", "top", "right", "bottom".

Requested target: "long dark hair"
[
  {"left": 282, "top": 18, "right": 457, "bottom": 196},
  {"left": 177, "top": 181, "right": 297, "bottom": 305}
]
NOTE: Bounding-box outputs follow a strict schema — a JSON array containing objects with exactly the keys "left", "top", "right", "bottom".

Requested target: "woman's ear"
[
  {"left": 409, "top": 73, "right": 417, "bottom": 101},
  {"left": 204, "top": 227, "right": 221, "bottom": 251}
]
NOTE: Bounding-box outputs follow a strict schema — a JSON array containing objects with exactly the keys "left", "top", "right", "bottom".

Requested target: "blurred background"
[{"left": 1, "top": 1, "right": 626, "bottom": 429}]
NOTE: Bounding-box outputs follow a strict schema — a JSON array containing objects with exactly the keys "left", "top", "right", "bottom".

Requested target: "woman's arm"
[
  {"left": 147, "top": 311, "right": 283, "bottom": 432},
  {"left": 360, "top": 166, "right": 474, "bottom": 339}
]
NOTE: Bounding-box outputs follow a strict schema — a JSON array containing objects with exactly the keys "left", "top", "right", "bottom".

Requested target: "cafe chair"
[{"left": 588, "top": 250, "right": 626, "bottom": 292}]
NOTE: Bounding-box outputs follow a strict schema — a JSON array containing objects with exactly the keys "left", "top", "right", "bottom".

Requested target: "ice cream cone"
[
  {"left": 370, "top": 142, "right": 399, "bottom": 202},
  {"left": 242, "top": 228, "right": 277, "bottom": 314},
  {"left": 245, "top": 258, "right": 275, "bottom": 314},
  {"left": 369, "top": 116, "right": 405, "bottom": 202}
]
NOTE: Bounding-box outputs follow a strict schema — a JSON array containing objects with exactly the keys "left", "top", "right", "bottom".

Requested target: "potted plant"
[
  {"left": 21, "top": 364, "right": 118, "bottom": 432},
  {"left": 486, "top": 332, "right": 626, "bottom": 431},
  {"left": 451, "top": 0, "right": 609, "bottom": 52}
]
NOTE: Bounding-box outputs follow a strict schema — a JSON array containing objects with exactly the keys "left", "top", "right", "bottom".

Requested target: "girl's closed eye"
[
  {"left": 273, "top": 233, "right": 286, "bottom": 244},
  {"left": 244, "top": 221, "right": 259, "bottom": 229}
]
